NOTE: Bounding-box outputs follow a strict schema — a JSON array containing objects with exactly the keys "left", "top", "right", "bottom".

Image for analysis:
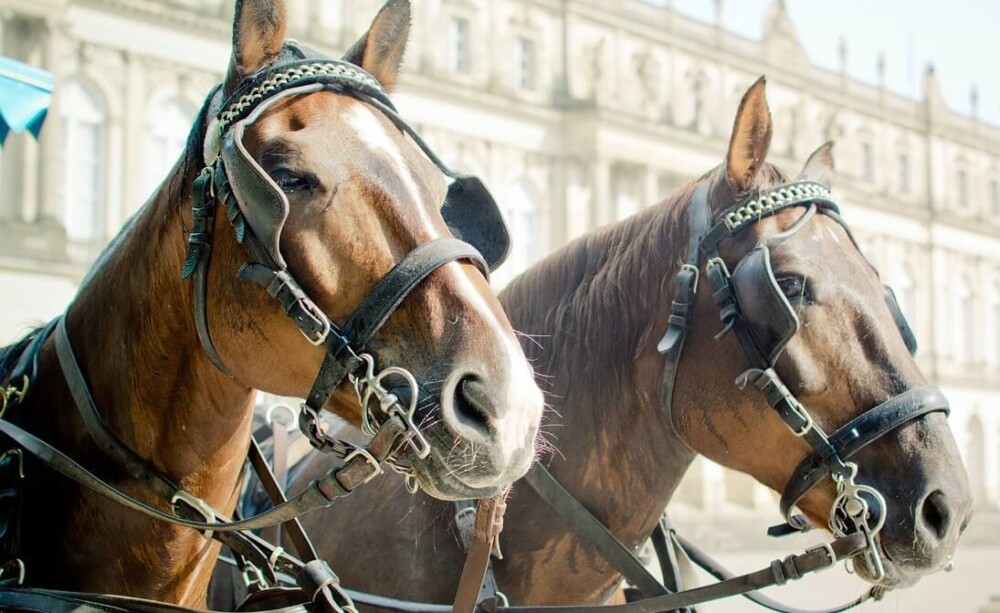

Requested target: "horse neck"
[
  {"left": 55, "top": 167, "right": 255, "bottom": 506},
  {"left": 501, "top": 199, "right": 697, "bottom": 547}
]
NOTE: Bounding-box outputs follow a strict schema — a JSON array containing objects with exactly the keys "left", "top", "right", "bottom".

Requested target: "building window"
[
  {"left": 992, "top": 283, "right": 1000, "bottom": 367},
  {"left": 957, "top": 169, "right": 969, "bottom": 209},
  {"left": 990, "top": 179, "right": 999, "bottom": 216},
  {"left": 449, "top": 16, "right": 471, "bottom": 75},
  {"left": 861, "top": 142, "right": 874, "bottom": 182},
  {"left": 955, "top": 276, "right": 975, "bottom": 362},
  {"left": 58, "top": 80, "right": 106, "bottom": 245},
  {"left": 142, "top": 100, "right": 193, "bottom": 198},
  {"left": 895, "top": 263, "right": 917, "bottom": 322},
  {"left": 898, "top": 153, "right": 910, "bottom": 193},
  {"left": 514, "top": 36, "right": 537, "bottom": 91}
]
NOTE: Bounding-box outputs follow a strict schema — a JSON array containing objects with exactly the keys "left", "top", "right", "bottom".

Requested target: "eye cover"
[{"left": 730, "top": 244, "right": 801, "bottom": 365}]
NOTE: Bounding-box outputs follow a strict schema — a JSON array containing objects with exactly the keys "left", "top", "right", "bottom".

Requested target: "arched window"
[
  {"left": 142, "top": 99, "right": 193, "bottom": 198},
  {"left": 58, "top": 80, "right": 106, "bottom": 245},
  {"left": 955, "top": 276, "right": 975, "bottom": 362},
  {"left": 513, "top": 36, "right": 537, "bottom": 92}
]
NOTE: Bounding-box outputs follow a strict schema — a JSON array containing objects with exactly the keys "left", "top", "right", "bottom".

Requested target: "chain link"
[
  {"left": 218, "top": 62, "right": 383, "bottom": 134},
  {"left": 722, "top": 181, "right": 832, "bottom": 231}
]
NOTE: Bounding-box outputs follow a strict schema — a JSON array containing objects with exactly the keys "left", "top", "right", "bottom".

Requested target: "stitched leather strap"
[
  {"left": 0, "top": 413, "right": 404, "bottom": 535},
  {"left": 524, "top": 464, "right": 666, "bottom": 598}
]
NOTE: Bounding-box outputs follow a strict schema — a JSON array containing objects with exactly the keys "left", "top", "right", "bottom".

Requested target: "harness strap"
[
  {"left": 497, "top": 533, "right": 866, "bottom": 613},
  {"left": 453, "top": 494, "right": 508, "bottom": 613},
  {"left": 453, "top": 500, "right": 502, "bottom": 611},
  {"left": 0, "top": 413, "right": 404, "bottom": 534},
  {"left": 656, "top": 183, "right": 712, "bottom": 423},
  {"left": 0, "top": 586, "right": 309, "bottom": 612},
  {"left": 523, "top": 464, "right": 666, "bottom": 598},
  {"left": 53, "top": 318, "right": 179, "bottom": 502},
  {"left": 667, "top": 531, "right": 876, "bottom": 613}
]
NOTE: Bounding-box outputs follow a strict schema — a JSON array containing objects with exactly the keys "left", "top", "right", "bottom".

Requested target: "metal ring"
[{"left": 265, "top": 403, "right": 298, "bottom": 433}]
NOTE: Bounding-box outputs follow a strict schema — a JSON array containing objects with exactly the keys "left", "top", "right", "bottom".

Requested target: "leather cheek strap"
[{"left": 779, "top": 386, "right": 950, "bottom": 519}]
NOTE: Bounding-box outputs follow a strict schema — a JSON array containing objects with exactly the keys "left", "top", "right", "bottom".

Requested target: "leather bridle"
[{"left": 657, "top": 178, "right": 951, "bottom": 581}]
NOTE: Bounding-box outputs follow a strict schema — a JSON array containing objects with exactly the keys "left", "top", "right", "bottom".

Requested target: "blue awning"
[{"left": 0, "top": 56, "right": 54, "bottom": 146}]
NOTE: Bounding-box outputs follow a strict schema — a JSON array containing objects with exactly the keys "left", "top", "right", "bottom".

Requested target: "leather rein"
[{"left": 0, "top": 53, "right": 503, "bottom": 613}]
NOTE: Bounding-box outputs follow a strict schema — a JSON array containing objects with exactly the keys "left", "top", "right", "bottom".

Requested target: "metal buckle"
[
  {"left": 454, "top": 505, "right": 476, "bottom": 525},
  {"left": 706, "top": 256, "right": 731, "bottom": 278},
  {"left": 342, "top": 448, "right": 383, "bottom": 486},
  {"left": 171, "top": 490, "right": 217, "bottom": 540},
  {"left": 0, "top": 559, "right": 25, "bottom": 586},
  {"left": 304, "top": 311, "right": 332, "bottom": 346},
  {"left": 787, "top": 400, "right": 814, "bottom": 437},
  {"left": 0, "top": 449, "right": 24, "bottom": 479},
  {"left": 242, "top": 563, "right": 268, "bottom": 592},
  {"left": 806, "top": 542, "right": 838, "bottom": 569},
  {"left": 0, "top": 375, "right": 30, "bottom": 417}
]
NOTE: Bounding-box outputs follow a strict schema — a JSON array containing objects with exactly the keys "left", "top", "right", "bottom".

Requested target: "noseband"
[
  {"left": 182, "top": 43, "right": 511, "bottom": 463},
  {"left": 658, "top": 180, "right": 950, "bottom": 581}
]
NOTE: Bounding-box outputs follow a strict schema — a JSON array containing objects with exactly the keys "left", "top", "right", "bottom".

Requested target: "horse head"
[
  {"left": 195, "top": 0, "right": 542, "bottom": 499},
  {"left": 671, "top": 77, "right": 972, "bottom": 588}
]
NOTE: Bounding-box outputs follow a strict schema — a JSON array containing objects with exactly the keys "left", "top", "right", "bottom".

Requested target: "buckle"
[
  {"left": 302, "top": 307, "right": 331, "bottom": 346},
  {"left": 342, "top": 447, "right": 383, "bottom": 486},
  {"left": 806, "top": 542, "right": 838, "bottom": 569},
  {"left": 171, "top": 490, "right": 217, "bottom": 540},
  {"left": 0, "top": 376, "right": 30, "bottom": 417},
  {"left": 0, "top": 559, "right": 25, "bottom": 586}
]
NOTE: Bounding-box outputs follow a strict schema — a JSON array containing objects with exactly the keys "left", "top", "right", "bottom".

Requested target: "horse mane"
[
  {"left": 499, "top": 163, "right": 790, "bottom": 419},
  {"left": 0, "top": 329, "right": 41, "bottom": 381}
]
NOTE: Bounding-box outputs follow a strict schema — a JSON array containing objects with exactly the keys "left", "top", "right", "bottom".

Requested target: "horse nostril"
[
  {"left": 919, "top": 490, "right": 952, "bottom": 542},
  {"left": 449, "top": 374, "right": 494, "bottom": 438}
]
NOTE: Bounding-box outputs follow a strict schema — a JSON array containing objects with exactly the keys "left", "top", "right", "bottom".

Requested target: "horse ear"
[
  {"left": 342, "top": 0, "right": 411, "bottom": 92},
  {"left": 224, "top": 0, "right": 287, "bottom": 96},
  {"left": 724, "top": 76, "right": 772, "bottom": 194},
  {"left": 796, "top": 141, "right": 836, "bottom": 189}
]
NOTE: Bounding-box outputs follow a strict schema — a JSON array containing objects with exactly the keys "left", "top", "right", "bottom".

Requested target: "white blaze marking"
[
  {"left": 345, "top": 104, "right": 440, "bottom": 234},
  {"left": 347, "top": 102, "right": 541, "bottom": 464}
]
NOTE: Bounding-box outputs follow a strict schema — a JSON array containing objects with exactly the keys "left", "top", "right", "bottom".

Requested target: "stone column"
[{"left": 37, "top": 15, "right": 70, "bottom": 223}]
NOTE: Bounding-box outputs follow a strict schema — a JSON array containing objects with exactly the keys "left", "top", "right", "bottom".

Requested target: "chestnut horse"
[
  {"left": 0, "top": 0, "right": 542, "bottom": 607},
  {"left": 253, "top": 78, "right": 973, "bottom": 607}
]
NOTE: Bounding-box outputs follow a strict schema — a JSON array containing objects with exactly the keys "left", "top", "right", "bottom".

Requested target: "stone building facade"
[{"left": 1, "top": 0, "right": 998, "bottom": 514}]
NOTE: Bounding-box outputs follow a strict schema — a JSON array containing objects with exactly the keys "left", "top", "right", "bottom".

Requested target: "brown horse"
[
  {"left": 0, "top": 0, "right": 542, "bottom": 607},
  {"left": 258, "top": 78, "right": 973, "bottom": 607}
]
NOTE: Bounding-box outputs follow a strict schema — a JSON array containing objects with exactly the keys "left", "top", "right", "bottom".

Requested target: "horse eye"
[
  {"left": 272, "top": 169, "right": 313, "bottom": 193},
  {"left": 776, "top": 276, "right": 808, "bottom": 302}
]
